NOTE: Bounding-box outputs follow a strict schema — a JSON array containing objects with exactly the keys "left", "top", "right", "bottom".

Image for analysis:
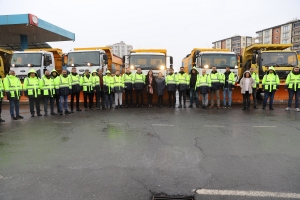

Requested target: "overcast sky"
[{"left": 1, "top": 0, "right": 300, "bottom": 70}]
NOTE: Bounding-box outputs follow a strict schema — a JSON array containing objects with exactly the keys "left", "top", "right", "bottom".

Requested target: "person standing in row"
[
  {"left": 177, "top": 66, "right": 189, "bottom": 108},
  {"left": 133, "top": 67, "right": 145, "bottom": 108},
  {"left": 285, "top": 66, "right": 300, "bottom": 112},
  {"left": 262, "top": 66, "right": 279, "bottom": 110},
  {"left": 221, "top": 66, "right": 236, "bottom": 109},
  {"left": 0, "top": 76, "right": 5, "bottom": 122},
  {"left": 198, "top": 69, "right": 211, "bottom": 109},
  {"left": 250, "top": 67, "right": 259, "bottom": 109},
  {"left": 51, "top": 69, "right": 60, "bottom": 113},
  {"left": 80, "top": 69, "right": 93, "bottom": 111},
  {"left": 98, "top": 70, "right": 105, "bottom": 109},
  {"left": 55, "top": 69, "right": 71, "bottom": 115},
  {"left": 146, "top": 70, "right": 156, "bottom": 107},
  {"left": 123, "top": 68, "right": 134, "bottom": 108},
  {"left": 23, "top": 68, "right": 42, "bottom": 117},
  {"left": 166, "top": 68, "right": 178, "bottom": 108},
  {"left": 104, "top": 70, "right": 114, "bottom": 109},
  {"left": 240, "top": 71, "right": 255, "bottom": 111},
  {"left": 69, "top": 67, "right": 82, "bottom": 113},
  {"left": 209, "top": 66, "right": 222, "bottom": 109},
  {"left": 189, "top": 67, "right": 199, "bottom": 108},
  {"left": 156, "top": 72, "right": 165, "bottom": 107},
  {"left": 113, "top": 70, "right": 124, "bottom": 109},
  {"left": 3, "top": 70, "right": 23, "bottom": 120},
  {"left": 40, "top": 70, "right": 57, "bottom": 116},
  {"left": 92, "top": 70, "right": 101, "bottom": 110}
]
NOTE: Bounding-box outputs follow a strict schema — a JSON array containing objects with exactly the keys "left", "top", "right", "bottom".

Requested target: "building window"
[
  {"left": 276, "top": 36, "right": 278, "bottom": 39},
  {"left": 283, "top": 33, "right": 289, "bottom": 38},
  {"left": 243, "top": 43, "right": 245, "bottom": 46},
  {"left": 265, "top": 30, "right": 270, "bottom": 36},
  {"left": 243, "top": 38, "right": 245, "bottom": 41},
  {"left": 283, "top": 25, "right": 290, "bottom": 32},
  {"left": 276, "top": 29, "right": 279, "bottom": 33}
]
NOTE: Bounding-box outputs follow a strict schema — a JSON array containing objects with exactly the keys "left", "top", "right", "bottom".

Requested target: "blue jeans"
[
  {"left": 288, "top": 89, "right": 300, "bottom": 108},
  {"left": 105, "top": 93, "right": 113, "bottom": 107},
  {"left": 263, "top": 91, "right": 275, "bottom": 108},
  {"left": 190, "top": 88, "right": 199, "bottom": 105},
  {"left": 223, "top": 88, "right": 232, "bottom": 106},
  {"left": 59, "top": 95, "right": 69, "bottom": 111},
  {"left": 9, "top": 99, "right": 20, "bottom": 117}
]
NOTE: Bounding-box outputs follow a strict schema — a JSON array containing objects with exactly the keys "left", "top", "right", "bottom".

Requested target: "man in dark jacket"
[
  {"left": 69, "top": 67, "right": 82, "bottom": 112},
  {"left": 189, "top": 67, "right": 199, "bottom": 108}
]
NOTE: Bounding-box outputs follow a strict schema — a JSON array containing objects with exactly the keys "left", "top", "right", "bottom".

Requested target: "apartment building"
[
  {"left": 107, "top": 41, "right": 133, "bottom": 58},
  {"left": 212, "top": 35, "right": 255, "bottom": 54},
  {"left": 256, "top": 19, "right": 300, "bottom": 50}
]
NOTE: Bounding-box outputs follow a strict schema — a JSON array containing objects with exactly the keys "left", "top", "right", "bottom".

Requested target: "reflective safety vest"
[
  {"left": 221, "top": 72, "right": 235, "bottom": 86},
  {"left": 23, "top": 77, "right": 41, "bottom": 98},
  {"left": 285, "top": 72, "right": 300, "bottom": 91},
  {"left": 166, "top": 74, "right": 178, "bottom": 85},
  {"left": 69, "top": 74, "right": 80, "bottom": 86},
  {"left": 123, "top": 73, "right": 134, "bottom": 84},
  {"left": 133, "top": 73, "right": 145, "bottom": 90},
  {"left": 251, "top": 72, "right": 259, "bottom": 89},
  {"left": 3, "top": 75, "right": 22, "bottom": 100},
  {"left": 210, "top": 72, "right": 221, "bottom": 84},
  {"left": 177, "top": 73, "right": 189, "bottom": 85},
  {"left": 103, "top": 75, "right": 114, "bottom": 93},
  {"left": 40, "top": 77, "right": 55, "bottom": 97},
  {"left": 0, "top": 78, "right": 4, "bottom": 99},
  {"left": 80, "top": 75, "right": 93, "bottom": 93},
  {"left": 262, "top": 73, "right": 279, "bottom": 92},
  {"left": 198, "top": 74, "right": 212, "bottom": 87}
]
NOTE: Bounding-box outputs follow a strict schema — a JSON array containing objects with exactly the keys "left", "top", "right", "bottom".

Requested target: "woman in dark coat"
[
  {"left": 145, "top": 70, "right": 156, "bottom": 107},
  {"left": 155, "top": 72, "right": 165, "bottom": 107}
]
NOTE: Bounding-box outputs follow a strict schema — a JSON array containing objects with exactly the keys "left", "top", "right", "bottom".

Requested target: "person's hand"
[
  {"left": 232, "top": 88, "right": 234, "bottom": 90},
  {"left": 285, "top": 89, "right": 287, "bottom": 91}
]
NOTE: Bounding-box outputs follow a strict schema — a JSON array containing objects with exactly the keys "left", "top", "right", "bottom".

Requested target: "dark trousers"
[
  {"left": 96, "top": 91, "right": 105, "bottom": 109},
  {"left": 44, "top": 97, "right": 54, "bottom": 114},
  {"left": 252, "top": 88, "right": 257, "bottom": 106},
  {"left": 54, "top": 94, "right": 60, "bottom": 112},
  {"left": 168, "top": 91, "right": 176, "bottom": 107},
  {"left": 147, "top": 93, "right": 153, "bottom": 105},
  {"left": 125, "top": 89, "right": 133, "bottom": 106},
  {"left": 288, "top": 89, "right": 300, "bottom": 108},
  {"left": 263, "top": 91, "right": 275, "bottom": 108},
  {"left": 242, "top": 91, "right": 251, "bottom": 109},
  {"left": 135, "top": 89, "right": 144, "bottom": 105},
  {"left": 105, "top": 92, "right": 113, "bottom": 107},
  {"left": 29, "top": 97, "right": 41, "bottom": 115},
  {"left": 179, "top": 90, "right": 186, "bottom": 105},
  {"left": 9, "top": 99, "right": 20, "bottom": 117},
  {"left": 83, "top": 92, "right": 94, "bottom": 108},
  {"left": 158, "top": 95, "right": 163, "bottom": 106},
  {"left": 71, "top": 92, "right": 80, "bottom": 111}
]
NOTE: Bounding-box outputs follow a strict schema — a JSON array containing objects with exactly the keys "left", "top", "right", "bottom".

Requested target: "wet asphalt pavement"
[{"left": 0, "top": 101, "right": 300, "bottom": 200}]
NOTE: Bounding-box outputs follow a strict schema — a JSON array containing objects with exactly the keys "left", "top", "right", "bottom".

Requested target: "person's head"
[
  {"left": 52, "top": 71, "right": 57, "bottom": 77},
  {"left": 98, "top": 70, "right": 103, "bottom": 76},
  {"left": 115, "top": 70, "right": 120, "bottom": 76},
  {"left": 84, "top": 69, "right": 89, "bottom": 75},
  {"left": 92, "top": 71, "right": 97, "bottom": 76},
  {"left": 9, "top": 70, "right": 15, "bottom": 76},
  {"left": 44, "top": 70, "right": 50, "bottom": 78},
  {"left": 202, "top": 69, "right": 206, "bottom": 75},
  {"left": 212, "top": 66, "right": 217, "bottom": 72},
  {"left": 126, "top": 68, "right": 131, "bottom": 73},
  {"left": 269, "top": 69, "right": 274, "bottom": 74},
  {"left": 293, "top": 66, "right": 299, "bottom": 74},
  {"left": 250, "top": 67, "right": 254, "bottom": 74},
  {"left": 106, "top": 70, "right": 111, "bottom": 76},
  {"left": 148, "top": 70, "right": 153, "bottom": 76},
  {"left": 158, "top": 72, "right": 163, "bottom": 78},
  {"left": 180, "top": 67, "right": 184, "bottom": 73},
  {"left": 226, "top": 66, "right": 230, "bottom": 72},
  {"left": 169, "top": 68, "right": 174, "bottom": 74},
  {"left": 30, "top": 72, "right": 36, "bottom": 78},
  {"left": 62, "top": 70, "right": 68, "bottom": 77},
  {"left": 71, "top": 67, "right": 77, "bottom": 73},
  {"left": 245, "top": 71, "right": 250, "bottom": 78},
  {"left": 137, "top": 68, "right": 142, "bottom": 74}
]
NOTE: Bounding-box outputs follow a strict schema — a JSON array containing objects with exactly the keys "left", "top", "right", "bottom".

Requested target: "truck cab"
[
  {"left": 124, "top": 49, "right": 173, "bottom": 77},
  {"left": 10, "top": 50, "right": 54, "bottom": 81},
  {"left": 66, "top": 48, "right": 108, "bottom": 75}
]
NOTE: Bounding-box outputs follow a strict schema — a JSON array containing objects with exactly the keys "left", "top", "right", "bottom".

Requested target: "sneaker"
[
  {"left": 222, "top": 106, "right": 227, "bottom": 109},
  {"left": 17, "top": 115, "right": 24, "bottom": 119},
  {"left": 183, "top": 105, "right": 186, "bottom": 108},
  {"left": 71, "top": 110, "right": 74, "bottom": 113},
  {"left": 11, "top": 116, "right": 18, "bottom": 120},
  {"left": 262, "top": 107, "right": 266, "bottom": 110},
  {"left": 295, "top": 108, "right": 300, "bottom": 112},
  {"left": 44, "top": 113, "right": 48, "bottom": 116},
  {"left": 65, "top": 110, "right": 71, "bottom": 114},
  {"left": 37, "top": 113, "right": 42, "bottom": 117},
  {"left": 269, "top": 107, "right": 274, "bottom": 110},
  {"left": 254, "top": 106, "right": 258, "bottom": 109},
  {"left": 115, "top": 106, "right": 118, "bottom": 109},
  {"left": 178, "top": 105, "right": 182, "bottom": 108},
  {"left": 196, "top": 104, "right": 200, "bottom": 108},
  {"left": 0, "top": 118, "right": 5, "bottom": 122},
  {"left": 59, "top": 110, "right": 63, "bottom": 115},
  {"left": 228, "top": 106, "right": 232, "bottom": 110},
  {"left": 285, "top": 107, "right": 291, "bottom": 111},
  {"left": 31, "top": 114, "right": 35, "bottom": 117},
  {"left": 217, "top": 106, "right": 221, "bottom": 109},
  {"left": 188, "top": 105, "right": 193, "bottom": 108},
  {"left": 77, "top": 108, "right": 82, "bottom": 111},
  {"left": 51, "top": 112, "right": 57, "bottom": 115}
]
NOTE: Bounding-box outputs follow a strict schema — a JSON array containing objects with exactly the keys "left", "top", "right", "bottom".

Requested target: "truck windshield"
[
  {"left": 11, "top": 53, "right": 42, "bottom": 67},
  {"left": 261, "top": 52, "right": 298, "bottom": 67},
  {"left": 129, "top": 55, "right": 166, "bottom": 70},
  {"left": 67, "top": 51, "right": 100, "bottom": 67},
  {"left": 198, "top": 54, "right": 237, "bottom": 69}
]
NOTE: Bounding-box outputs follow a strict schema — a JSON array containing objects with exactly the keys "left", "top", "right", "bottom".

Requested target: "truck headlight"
[
  {"left": 87, "top": 63, "right": 91, "bottom": 66},
  {"left": 28, "top": 64, "right": 32, "bottom": 67},
  {"left": 235, "top": 65, "right": 238, "bottom": 69},
  {"left": 71, "top": 64, "right": 74, "bottom": 67},
  {"left": 130, "top": 65, "right": 134, "bottom": 70},
  {"left": 11, "top": 64, "right": 15, "bottom": 67},
  {"left": 160, "top": 65, "right": 165, "bottom": 70},
  {"left": 204, "top": 65, "right": 209, "bottom": 69}
]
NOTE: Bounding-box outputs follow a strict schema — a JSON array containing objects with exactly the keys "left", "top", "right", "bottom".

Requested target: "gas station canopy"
[{"left": 0, "top": 14, "right": 75, "bottom": 50}]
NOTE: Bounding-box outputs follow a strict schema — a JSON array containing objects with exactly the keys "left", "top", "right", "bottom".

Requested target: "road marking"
[
  {"left": 203, "top": 125, "right": 226, "bottom": 127},
  {"left": 151, "top": 124, "right": 174, "bottom": 127},
  {"left": 253, "top": 126, "right": 276, "bottom": 128},
  {"left": 53, "top": 121, "right": 71, "bottom": 124},
  {"left": 196, "top": 189, "right": 300, "bottom": 199}
]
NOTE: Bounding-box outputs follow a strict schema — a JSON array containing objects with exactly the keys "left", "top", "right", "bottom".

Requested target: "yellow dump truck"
[
  {"left": 0, "top": 48, "right": 13, "bottom": 78},
  {"left": 240, "top": 44, "right": 299, "bottom": 101}
]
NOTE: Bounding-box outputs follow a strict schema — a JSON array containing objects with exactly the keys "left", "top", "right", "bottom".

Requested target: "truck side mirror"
[
  {"left": 170, "top": 56, "right": 173, "bottom": 65},
  {"left": 239, "top": 56, "right": 243, "bottom": 68},
  {"left": 44, "top": 55, "right": 52, "bottom": 66},
  {"left": 103, "top": 54, "right": 108, "bottom": 65},
  {"left": 252, "top": 54, "right": 256, "bottom": 64},
  {"left": 122, "top": 55, "right": 126, "bottom": 64}
]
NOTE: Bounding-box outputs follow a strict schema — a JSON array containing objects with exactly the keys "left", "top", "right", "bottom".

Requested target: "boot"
[{"left": 0, "top": 117, "right": 5, "bottom": 122}]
